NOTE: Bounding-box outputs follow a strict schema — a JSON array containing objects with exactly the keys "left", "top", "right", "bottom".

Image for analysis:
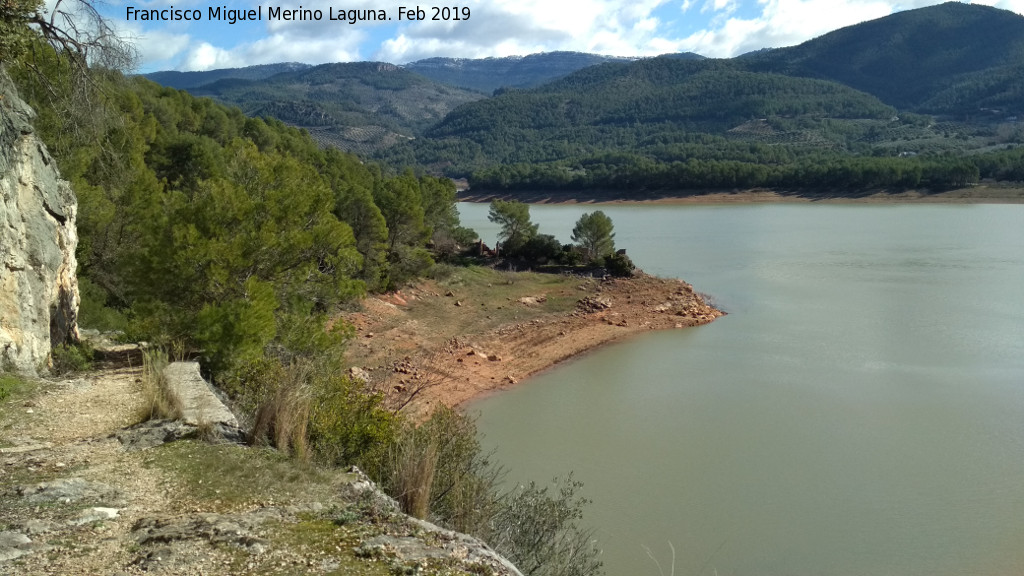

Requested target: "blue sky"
[{"left": 92, "top": 0, "right": 1024, "bottom": 72}]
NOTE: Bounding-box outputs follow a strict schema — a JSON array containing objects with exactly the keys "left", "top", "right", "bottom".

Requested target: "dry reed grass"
[
  {"left": 392, "top": 435, "right": 439, "bottom": 519},
  {"left": 250, "top": 361, "right": 312, "bottom": 460},
  {"left": 137, "top": 349, "right": 183, "bottom": 422}
]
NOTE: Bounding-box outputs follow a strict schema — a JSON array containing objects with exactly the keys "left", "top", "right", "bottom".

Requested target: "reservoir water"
[{"left": 456, "top": 202, "right": 1024, "bottom": 576}]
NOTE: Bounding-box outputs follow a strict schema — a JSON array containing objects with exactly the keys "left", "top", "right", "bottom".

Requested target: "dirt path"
[
  {"left": 1, "top": 368, "right": 177, "bottom": 575},
  {"left": 0, "top": 362, "right": 527, "bottom": 575}
]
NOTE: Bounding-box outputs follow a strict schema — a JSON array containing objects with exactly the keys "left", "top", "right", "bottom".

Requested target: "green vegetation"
[
  {"left": 4, "top": 13, "right": 601, "bottom": 570},
  {"left": 488, "top": 199, "right": 539, "bottom": 254},
  {"left": 405, "top": 51, "right": 647, "bottom": 93},
  {"left": 49, "top": 342, "right": 94, "bottom": 375},
  {"left": 368, "top": 407, "right": 603, "bottom": 576},
  {"left": 138, "top": 349, "right": 184, "bottom": 422},
  {"left": 375, "top": 56, "right": 1012, "bottom": 193},
  {"left": 482, "top": 201, "right": 628, "bottom": 274},
  {"left": 0, "top": 373, "right": 29, "bottom": 403},
  {"left": 0, "top": 0, "right": 42, "bottom": 60},
  {"left": 366, "top": 5, "right": 1024, "bottom": 195},
  {"left": 571, "top": 212, "right": 615, "bottom": 263},
  {"left": 744, "top": 2, "right": 1024, "bottom": 113}
]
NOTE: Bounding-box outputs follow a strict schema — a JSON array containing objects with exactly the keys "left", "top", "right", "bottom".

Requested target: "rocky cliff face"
[{"left": 0, "top": 69, "right": 80, "bottom": 375}]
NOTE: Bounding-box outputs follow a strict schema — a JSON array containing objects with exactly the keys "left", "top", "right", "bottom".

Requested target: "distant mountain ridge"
[
  {"left": 143, "top": 62, "right": 311, "bottom": 90},
  {"left": 183, "top": 61, "right": 484, "bottom": 154},
  {"left": 744, "top": 1, "right": 1024, "bottom": 113},
  {"left": 403, "top": 51, "right": 703, "bottom": 93},
  {"left": 140, "top": 3, "right": 1024, "bottom": 164}
]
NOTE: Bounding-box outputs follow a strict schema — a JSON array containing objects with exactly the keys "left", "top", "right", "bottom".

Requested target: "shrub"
[
  {"left": 391, "top": 434, "right": 438, "bottom": 519},
  {"left": 372, "top": 407, "right": 503, "bottom": 532},
  {"left": 489, "top": 475, "right": 603, "bottom": 576},
  {"left": 50, "top": 341, "right": 93, "bottom": 375},
  {"left": 603, "top": 252, "right": 635, "bottom": 277},
  {"left": 307, "top": 370, "right": 398, "bottom": 467},
  {"left": 518, "top": 234, "right": 563, "bottom": 265},
  {"left": 0, "top": 373, "right": 28, "bottom": 402}
]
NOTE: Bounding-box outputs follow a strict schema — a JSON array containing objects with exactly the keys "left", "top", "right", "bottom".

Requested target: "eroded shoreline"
[
  {"left": 458, "top": 185, "right": 1024, "bottom": 205},
  {"left": 342, "top": 272, "right": 723, "bottom": 417}
]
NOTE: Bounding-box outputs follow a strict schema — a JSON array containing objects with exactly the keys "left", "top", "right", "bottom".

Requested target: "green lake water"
[{"left": 456, "top": 202, "right": 1024, "bottom": 576}]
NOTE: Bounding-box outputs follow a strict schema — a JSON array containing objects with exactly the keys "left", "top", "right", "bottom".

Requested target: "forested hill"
[
  {"left": 379, "top": 51, "right": 1024, "bottom": 192},
  {"left": 184, "top": 62, "right": 484, "bottom": 154},
  {"left": 406, "top": 51, "right": 702, "bottom": 93},
  {"left": 743, "top": 2, "right": 1024, "bottom": 113},
  {"left": 143, "top": 62, "right": 312, "bottom": 90},
  {"left": 378, "top": 57, "right": 903, "bottom": 172},
  {"left": 434, "top": 58, "right": 895, "bottom": 136}
]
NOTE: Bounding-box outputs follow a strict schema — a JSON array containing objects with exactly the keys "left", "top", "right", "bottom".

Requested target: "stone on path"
[{"left": 162, "top": 362, "right": 238, "bottom": 428}]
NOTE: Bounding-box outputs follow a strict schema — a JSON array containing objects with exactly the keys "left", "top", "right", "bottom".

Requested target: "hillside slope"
[
  {"left": 189, "top": 62, "right": 485, "bottom": 154},
  {"left": 405, "top": 51, "right": 693, "bottom": 92},
  {"left": 143, "top": 63, "right": 312, "bottom": 90},
  {"left": 743, "top": 2, "right": 1024, "bottom": 113}
]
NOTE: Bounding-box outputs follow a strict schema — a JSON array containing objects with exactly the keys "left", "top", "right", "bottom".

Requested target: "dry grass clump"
[
  {"left": 391, "top": 435, "right": 438, "bottom": 520},
  {"left": 138, "top": 349, "right": 183, "bottom": 422},
  {"left": 250, "top": 361, "right": 312, "bottom": 460}
]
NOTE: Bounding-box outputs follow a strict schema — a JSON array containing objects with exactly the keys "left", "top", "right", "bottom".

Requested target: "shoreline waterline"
[{"left": 458, "top": 185, "right": 1024, "bottom": 206}]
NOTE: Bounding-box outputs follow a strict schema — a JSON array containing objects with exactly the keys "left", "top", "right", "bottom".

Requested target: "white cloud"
[
  {"left": 974, "top": 0, "right": 1024, "bottom": 13},
  {"left": 178, "top": 31, "right": 367, "bottom": 70},
  {"left": 130, "top": 0, "right": 1024, "bottom": 71},
  {"left": 111, "top": 21, "right": 191, "bottom": 68},
  {"left": 375, "top": 0, "right": 679, "bottom": 62},
  {"left": 678, "top": 0, "right": 898, "bottom": 57}
]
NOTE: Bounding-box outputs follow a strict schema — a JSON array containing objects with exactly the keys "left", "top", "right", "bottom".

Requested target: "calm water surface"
[{"left": 457, "top": 203, "right": 1024, "bottom": 576}]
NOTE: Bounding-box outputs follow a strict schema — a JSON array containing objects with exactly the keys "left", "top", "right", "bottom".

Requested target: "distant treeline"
[{"left": 470, "top": 147, "right": 1024, "bottom": 192}]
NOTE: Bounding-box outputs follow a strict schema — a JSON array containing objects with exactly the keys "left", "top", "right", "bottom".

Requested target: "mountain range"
[{"left": 142, "top": 2, "right": 1024, "bottom": 185}]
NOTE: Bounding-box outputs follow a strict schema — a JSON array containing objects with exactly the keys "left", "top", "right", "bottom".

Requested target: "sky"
[{"left": 90, "top": 0, "right": 1024, "bottom": 72}]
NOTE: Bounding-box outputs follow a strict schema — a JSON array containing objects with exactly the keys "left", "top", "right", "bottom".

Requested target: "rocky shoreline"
[{"left": 343, "top": 272, "right": 724, "bottom": 418}]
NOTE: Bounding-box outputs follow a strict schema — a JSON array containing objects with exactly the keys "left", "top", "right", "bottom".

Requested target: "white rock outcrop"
[{"left": 0, "top": 69, "right": 80, "bottom": 375}]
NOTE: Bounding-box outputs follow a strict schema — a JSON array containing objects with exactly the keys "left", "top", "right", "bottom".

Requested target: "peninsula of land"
[{"left": 341, "top": 269, "right": 723, "bottom": 417}]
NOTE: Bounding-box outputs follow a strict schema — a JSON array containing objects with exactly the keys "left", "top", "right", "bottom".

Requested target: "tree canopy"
[
  {"left": 571, "top": 211, "right": 616, "bottom": 262},
  {"left": 487, "top": 200, "right": 538, "bottom": 254}
]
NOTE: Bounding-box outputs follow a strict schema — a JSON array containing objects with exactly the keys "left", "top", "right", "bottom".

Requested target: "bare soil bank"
[
  {"left": 459, "top": 184, "right": 1024, "bottom": 205},
  {"left": 342, "top": 269, "right": 723, "bottom": 418}
]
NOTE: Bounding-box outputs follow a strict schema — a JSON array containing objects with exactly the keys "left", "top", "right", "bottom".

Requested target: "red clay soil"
[{"left": 342, "top": 273, "right": 723, "bottom": 419}]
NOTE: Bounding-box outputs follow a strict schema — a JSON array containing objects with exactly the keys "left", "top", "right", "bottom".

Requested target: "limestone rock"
[
  {"left": 17, "top": 477, "right": 122, "bottom": 506},
  {"left": 69, "top": 507, "right": 119, "bottom": 526},
  {"left": 576, "top": 295, "right": 613, "bottom": 313},
  {"left": 0, "top": 69, "right": 79, "bottom": 376},
  {"left": 0, "top": 531, "right": 33, "bottom": 563},
  {"left": 115, "top": 419, "right": 198, "bottom": 451},
  {"left": 162, "top": 362, "right": 239, "bottom": 428}
]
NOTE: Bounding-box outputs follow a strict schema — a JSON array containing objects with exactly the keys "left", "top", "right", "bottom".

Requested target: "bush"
[
  {"left": 518, "top": 234, "right": 563, "bottom": 265},
  {"left": 390, "top": 433, "right": 438, "bottom": 519},
  {"left": 368, "top": 407, "right": 600, "bottom": 576},
  {"left": 371, "top": 407, "right": 502, "bottom": 533},
  {"left": 0, "top": 373, "right": 28, "bottom": 402},
  {"left": 50, "top": 342, "right": 93, "bottom": 375},
  {"left": 307, "top": 370, "right": 398, "bottom": 467},
  {"left": 490, "top": 475, "right": 603, "bottom": 576},
  {"left": 603, "top": 252, "right": 635, "bottom": 277},
  {"left": 250, "top": 360, "right": 313, "bottom": 460},
  {"left": 77, "top": 277, "right": 128, "bottom": 332}
]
